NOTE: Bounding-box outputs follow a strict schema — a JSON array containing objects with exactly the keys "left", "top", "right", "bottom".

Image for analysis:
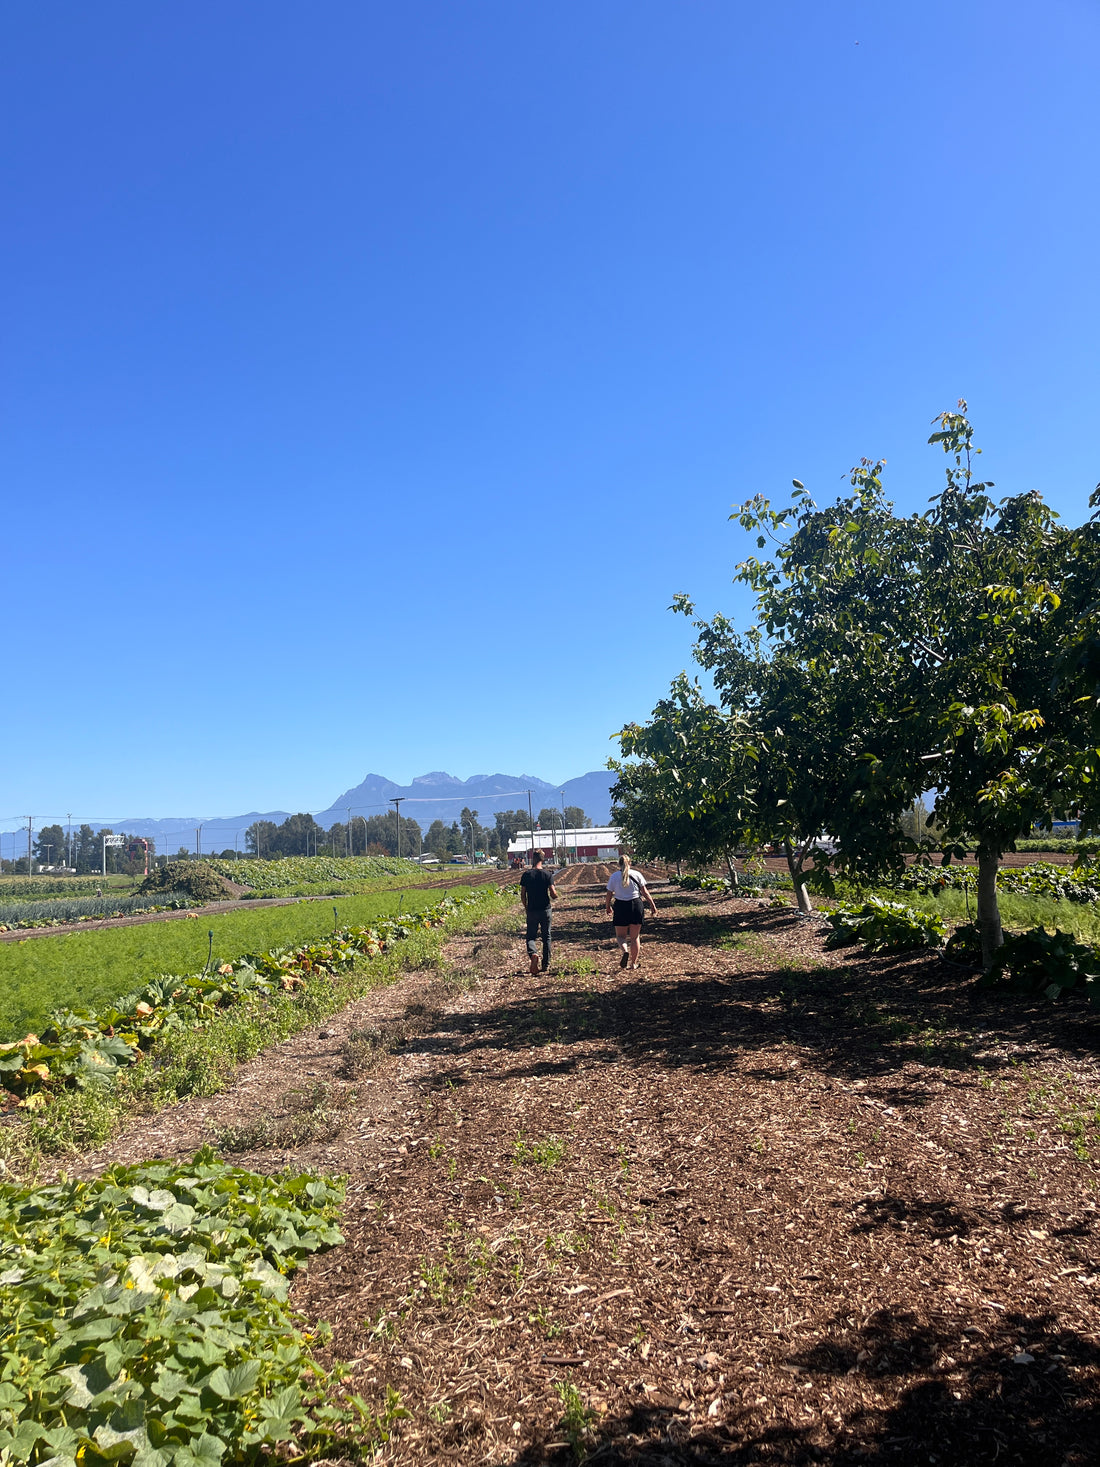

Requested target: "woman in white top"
[{"left": 604, "top": 854, "right": 658, "bottom": 969}]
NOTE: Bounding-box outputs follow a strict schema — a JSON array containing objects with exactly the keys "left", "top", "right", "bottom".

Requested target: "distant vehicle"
[
  {"left": 410, "top": 854, "right": 441, "bottom": 866},
  {"left": 449, "top": 855, "right": 470, "bottom": 865}
]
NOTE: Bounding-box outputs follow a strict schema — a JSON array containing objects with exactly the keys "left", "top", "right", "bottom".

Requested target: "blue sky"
[{"left": 3, "top": 0, "right": 1098, "bottom": 824}]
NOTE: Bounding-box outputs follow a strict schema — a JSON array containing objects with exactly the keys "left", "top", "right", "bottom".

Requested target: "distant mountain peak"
[{"left": 412, "top": 771, "right": 462, "bottom": 787}]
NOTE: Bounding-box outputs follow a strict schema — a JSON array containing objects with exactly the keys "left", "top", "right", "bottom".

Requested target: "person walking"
[
  {"left": 605, "top": 853, "right": 657, "bottom": 969},
  {"left": 520, "top": 849, "right": 558, "bottom": 975}
]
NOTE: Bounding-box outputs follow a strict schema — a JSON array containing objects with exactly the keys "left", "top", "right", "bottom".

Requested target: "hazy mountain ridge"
[{"left": 66, "top": 769, "right": 617, "bottom": 850}]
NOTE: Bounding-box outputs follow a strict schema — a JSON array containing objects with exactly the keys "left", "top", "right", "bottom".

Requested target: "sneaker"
[
  {"left": 529, "top": 955, "right": 540, "bottom": 976},
  {"left": 541, "top": 958, "right": 549, "bottom": 972},
  {"left": 620, "top": 951, "right": 629, "bottom": 969}
]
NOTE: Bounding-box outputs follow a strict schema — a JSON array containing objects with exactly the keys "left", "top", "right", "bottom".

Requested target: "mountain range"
[{"left": 60, "top": 770, "right": 617, "bottom": 852}]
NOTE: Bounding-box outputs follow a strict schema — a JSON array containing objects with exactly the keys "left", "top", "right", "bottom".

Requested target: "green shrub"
[
  {"left": 0, "top": 1149, "right": 403, "bottom": 1467},
  {"left": 139, "top": 862, "right": 227, "bottom": 904},
  {"left": 675, "top": 873, "right": 728, "bottom": 892},
  {"left": 825, "top": 897, "right": 946, "bottom": 953},
  {"left": 978, "top": 927, "right": 1100, "bottom": 1002}
]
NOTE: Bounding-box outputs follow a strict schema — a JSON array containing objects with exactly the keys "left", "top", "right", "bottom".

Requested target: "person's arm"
[
  {"left": 642, "top": 879, "right": 658, "bottom": 916},
  {"left": 549, "top": 882, "right": 559, "bottom": 901},
  {"left": 605, "top": 877, "right": 615, "bottom": 917},
  {"left": 520, "top": 876, "right": 528, "bottom": 909}
]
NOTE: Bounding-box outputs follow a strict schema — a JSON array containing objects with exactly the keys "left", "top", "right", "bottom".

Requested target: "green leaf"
[{"left": 204, "top": 1361, "right": 261, "bottom": 1401}]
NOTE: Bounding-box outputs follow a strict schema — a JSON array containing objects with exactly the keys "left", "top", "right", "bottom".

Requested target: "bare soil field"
[{"left": 67, "top": 884, "right": 1100, "bottom": 1465}]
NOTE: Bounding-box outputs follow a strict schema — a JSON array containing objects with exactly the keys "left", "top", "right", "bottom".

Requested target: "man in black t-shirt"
[{"left": 520, "top": 849, "right": 558, "bottom": 974}]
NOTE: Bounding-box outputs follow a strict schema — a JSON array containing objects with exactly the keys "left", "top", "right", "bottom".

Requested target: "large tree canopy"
[{"left": 614, "top": 407, "right": 1099, "bottom": 960}]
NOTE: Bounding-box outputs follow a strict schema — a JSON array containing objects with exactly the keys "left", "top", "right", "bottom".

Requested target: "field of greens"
[
  {"left": 0, "top": 885, "right": 473, "bottom": 1040},
  {"left": 0, "top": 892, "right": 193, "bottom": 932},
  {"left": 206, "top": 854, "right": 431, "bottom": 897},
  {"left": 0, "top": 875, "right": 136, "bottom": 902}
]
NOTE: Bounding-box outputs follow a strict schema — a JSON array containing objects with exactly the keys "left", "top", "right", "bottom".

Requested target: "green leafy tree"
[
  {"left": 355, "top": 811, "right": 422, "bottom": 858},
  {"left": 713, "top": 404, "right": 1098, "bottom": 961},
  {"left": 74, "top": 824, "right": 97, "bottom": 874},
  {"left": 612, "top": 674, "right": 759, "bottom": 881},
  {"left": 33, "top": 824, "right": 66, "bottom": 867},
  {"left": 494, "top": 810, "right": 528, "bottom": 854},
  {"left": 272, "top": 813, "right": 324, "bottom": 857},
  {"left": 246, "top": 820, "right": 279, "bottom": 858}
]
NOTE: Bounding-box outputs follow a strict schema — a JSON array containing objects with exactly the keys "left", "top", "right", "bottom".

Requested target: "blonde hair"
[{"left": 618, "top": 853, "right": 632, "bottom": 883}]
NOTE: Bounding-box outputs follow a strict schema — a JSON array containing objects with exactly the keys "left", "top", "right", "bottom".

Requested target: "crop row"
[
  {"left": 0, "top": 878, "right": 117, "bottom": 901},
  {"left": 206, "top": 855, "right": 424, "bottom": 891},
  {"left": 0, "top": 892, "right": 192, "bottom": 932},
  {"left": 889, "top": 859, "right": 1100, "bottom": 905},
  {"left": 0, "top": 1149, "right": 399, "bottom": 1467},
  {"left": 0, "top": 894, "right": 468, "bottom": 1106}
]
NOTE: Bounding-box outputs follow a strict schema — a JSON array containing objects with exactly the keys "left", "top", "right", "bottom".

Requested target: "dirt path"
[{"left": 64, "top": 886, "right": 1100, "bottom": 1464}]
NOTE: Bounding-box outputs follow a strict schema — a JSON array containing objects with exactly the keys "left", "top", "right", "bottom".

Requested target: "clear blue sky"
[{"left": 3, "top": 0, "right": 1098, "bottom": 823}]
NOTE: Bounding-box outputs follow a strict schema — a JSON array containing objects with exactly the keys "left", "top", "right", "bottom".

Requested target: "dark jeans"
[{"left": 525, "top": 905, "right": 552, "bottom": 963}]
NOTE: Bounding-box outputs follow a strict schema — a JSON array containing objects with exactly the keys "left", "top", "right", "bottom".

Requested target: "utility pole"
[
  {"left": 66, "top": 812, "right": 73, "bottom": 869},
  {"left": 561, "top": 790, "right": 569, "bottom": 866},
  {"left": 391, "top": 797, "right": 405, "bottom": 861},
  {"left": 347, "top": 808, "right": 352, "bottom": 859},
  {"left": 26, "top": 817, "right": 33, "bottom": 879},
  {"left": 526, "top": 790, "right": 535, "bottom": 867},
  {"left": 195, "top": 825, "right": 202, "bottom": 859}
]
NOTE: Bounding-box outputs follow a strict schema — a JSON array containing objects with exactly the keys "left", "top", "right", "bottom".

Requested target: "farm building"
[{"left": 506, "top": 827, "right": 623, "bottom": 864}]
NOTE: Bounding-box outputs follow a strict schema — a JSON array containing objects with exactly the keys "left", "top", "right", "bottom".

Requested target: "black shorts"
[{"left": 612, "top": 897, "right": 644, "bottom": 927}]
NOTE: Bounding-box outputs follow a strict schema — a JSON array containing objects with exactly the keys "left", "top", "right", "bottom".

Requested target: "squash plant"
[
  {"left": 825, "top": 897, "right": 947, "bottom": 954},
  {"left": 0, "top": 1149, "right": 398, "bottom": 1466},
  {"left": 0, "top": 896, "right": 466, "bottom": 1106}
]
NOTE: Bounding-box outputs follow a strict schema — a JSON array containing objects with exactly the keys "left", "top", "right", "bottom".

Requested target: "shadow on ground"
[
  {"left": 403, "top": 897, "right": 1100, "bottom": 1092},
  {"left": 501, "top": 1313, "right": 1098, "bottom": 1464}
]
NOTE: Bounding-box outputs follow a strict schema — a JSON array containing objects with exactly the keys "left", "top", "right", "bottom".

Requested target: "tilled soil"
[{"left": 65, "top": 885, "right": 1100, "bottom": 1464}]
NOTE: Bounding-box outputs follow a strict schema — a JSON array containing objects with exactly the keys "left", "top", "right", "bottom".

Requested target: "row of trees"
[
  {"left": 1, "top": 802, "right": 598, "bottom": 877},
  {"left": 611, "top": 407, "right": 1099, "bottom": 966},
  {"left": 245, "top": 805, "right": 592, "bottom": 863},
  {"left": 0, "top": 825, "right": 157, "bottom": 876}
]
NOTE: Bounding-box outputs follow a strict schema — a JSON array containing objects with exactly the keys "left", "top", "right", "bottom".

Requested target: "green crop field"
[
  {"left": 207, "top": 855, "right": 428, "bottom": 892},
  {"left": 0, "top": 884, "right": 477, "bottom": 1040},
  {"left": 0, "top": 874, "right": 137, "bottom": 902}
]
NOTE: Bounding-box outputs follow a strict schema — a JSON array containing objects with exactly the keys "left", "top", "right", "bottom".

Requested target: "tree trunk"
[
  {"left": 725, "top": 849, "right": 739, "bottom": 887},
  {"left": 976, "top": 849, "right": 1004, "bottom": 968},
  {"left": 784, "top": 840, "right": 813, "bottom": 914}
]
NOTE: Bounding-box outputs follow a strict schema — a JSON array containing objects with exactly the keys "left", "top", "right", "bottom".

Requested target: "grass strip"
[
  {"left": 0, "top": 886, "right": 477, "bottom": 1039},
  {"left": 860, "top": 885, "right": 1100, "bottom": 946},
  {"left": 0, "top": 1149, "right": 403, "bottom": 1467}
]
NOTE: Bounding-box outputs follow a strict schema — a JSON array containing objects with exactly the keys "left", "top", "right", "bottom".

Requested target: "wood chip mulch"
[{"left": 65, "top": 884, "right": 1100, "bottom": 1464}]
